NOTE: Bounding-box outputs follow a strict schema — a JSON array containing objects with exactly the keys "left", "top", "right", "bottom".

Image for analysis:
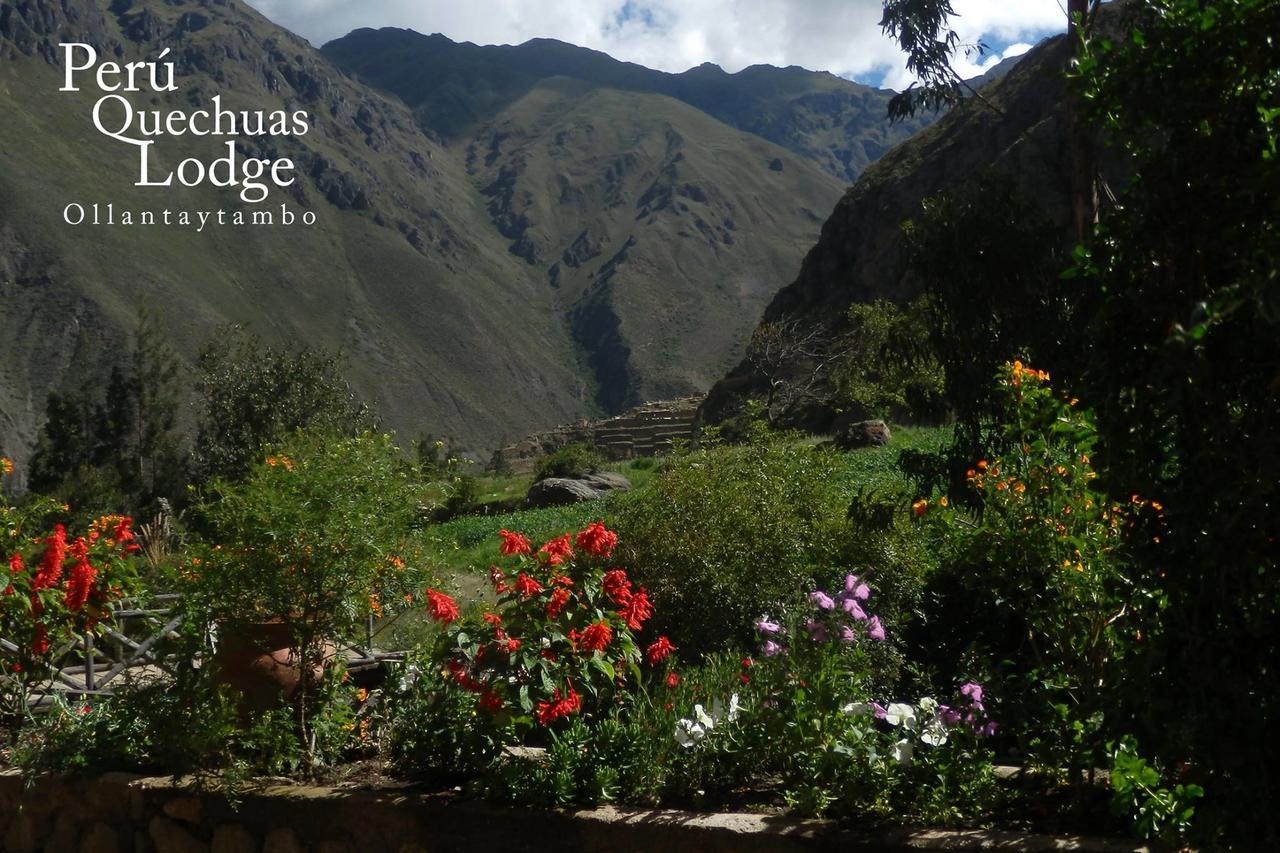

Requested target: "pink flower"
[{"left": 866, "top": 616, "right": 886, "bottom": 641}]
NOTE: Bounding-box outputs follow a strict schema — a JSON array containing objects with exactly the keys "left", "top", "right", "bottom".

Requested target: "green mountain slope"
[
  {"left": 321, "top": 28, "right": 933, "bottom": 184},
  {"left": 0, "top": 0, "right": 863, "bottom": 466}
]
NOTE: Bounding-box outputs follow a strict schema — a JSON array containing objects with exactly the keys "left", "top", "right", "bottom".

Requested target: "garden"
[{"left": 2, "top": 0, "right": 1277, "bottom": 850}]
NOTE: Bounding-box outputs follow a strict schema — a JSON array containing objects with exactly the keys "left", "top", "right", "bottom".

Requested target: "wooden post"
[{"left": 83, "top": 632, "right": 96, "bottom": 692}]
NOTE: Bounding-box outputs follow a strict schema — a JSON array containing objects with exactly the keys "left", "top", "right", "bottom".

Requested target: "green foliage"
[
  {"left": 902, "top": 173, "right": 1079, "bottom": 488},
  {"left": 191, "top": 430, "right": 423, "bottom": 640},
  {"left": 381, "top": 656, "right": 511, "bottom": 780},
  {"left": 612, "top": 434, "right": 848, "bottom": 655},
  {"left": 533, "top": 443, "right": 603, "bottom": 482},
  {"left": 194, "top": 327, "right": 370, "bottom": 482},
  {"left": 833, "top": 298, "right": 945, "bottom": 423},
  {"left": 917, "top": 364, "right": 1142, "bottom": 777},
  {"left": 27, "top": 312, "right": 189, "bottom": 517},
  {"left": 1109, "top": 736, "right": 1202, "bottom": 845},
  {"left": 1071, "top": 0, "right": 1280, "bottom": 842}
]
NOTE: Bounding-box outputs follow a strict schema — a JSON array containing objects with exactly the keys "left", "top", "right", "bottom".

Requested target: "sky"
[{"left": 244, "top": 0, "right": 1067, "bottom": 89}]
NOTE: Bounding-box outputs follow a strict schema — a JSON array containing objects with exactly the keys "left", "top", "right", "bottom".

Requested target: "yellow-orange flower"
[
  {"left": 0, "top": 458, "right": 13, "bottom": 476},
  {"left": 911, "top": 499, "right": 929, "bottom": 517}
]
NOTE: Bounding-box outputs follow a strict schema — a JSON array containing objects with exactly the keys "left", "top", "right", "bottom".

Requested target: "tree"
[
  {"left": 879, "top": 0, "right": 1102, "bottom": 240},
  {"left": 193, "top": 326, "right": 371, "bottom": 482},
  {"left": 1073, "top": 0, "right": 1280, "bottom": 841},
  {"left": 745, "top": 319, "right": 839, "bottom": 426}
]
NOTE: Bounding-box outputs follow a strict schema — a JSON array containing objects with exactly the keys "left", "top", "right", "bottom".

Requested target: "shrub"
[
  {"left": 187, "top": 430, "right": 425, "bottom": 747},
  {"left": 533, "top": 443, "right": 603, "bottom": 482},
  {"left": 916, "top": 363, "right": 1145, "bottom": 776},
  {"left": 407, "top": 523, "right": 674, "bottom": 742},
  {"left": 610, "top": 434, "right": 848, "bottom": 655},
  {"left": 1, "top": 461, "right": 141, "bottom": 724}
]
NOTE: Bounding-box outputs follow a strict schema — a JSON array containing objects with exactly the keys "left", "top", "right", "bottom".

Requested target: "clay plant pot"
[{"left": 211, "top": 620, "right": 337, "bottom": 713}]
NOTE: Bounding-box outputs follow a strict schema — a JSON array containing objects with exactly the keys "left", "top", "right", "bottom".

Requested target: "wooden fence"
[{"left": 2, "top": 595, "right": 402, "bottom": 710}]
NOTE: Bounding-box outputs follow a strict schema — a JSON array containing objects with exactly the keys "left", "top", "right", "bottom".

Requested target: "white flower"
[
  {"left": 891, "top": 738, "right": 914, "bottom": 767},
  {"left": 674, "top": 719, "right": 707, "bottom": 748},
  {"left": 886, "top": 702, "right": 918, "bottom": 730},
  {"left": 693, "top": 704, "right": 715, "bottom": 730},
  {"left": 918, "top": 696, "right": 938, "bottom": 714},
  {"left": 841, "top": 702, "right": 874, "bottom": 717},
  {"left": 920, "top": 719, "right": 949, "bottom": 747},
  {"left": 710, "top": 693, "right": 743, "bottom": 725}
]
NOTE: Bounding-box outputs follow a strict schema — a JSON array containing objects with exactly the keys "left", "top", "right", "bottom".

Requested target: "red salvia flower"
[
  {"left": 574, "top": 522, "right": 618, "bottom": 558},
  {"left": 601, "top": 569, "right": 632, "bottom": 606},
  {"left": 32, "top": 623, "right": 49, "bottom": 657},
  {"left": 546, "top": 587, "right": 571, "bottom": 620},
  {"left": 579, "top": 620, "right": 613, "bottom": 652},
  {"left": 498, "top": 529, "right": 532, "bottom": 557},
  {"left": 64, "top": 554, "right": 97, "bottom": 612},
  {"left": 618, "top": 587, "right": 653, "bottom": 630},
  {"left": 483, "top": 612, "right": 502, "bottom": 627},
  {"left": 645, "top": 636, "right": 676, "bottom": 666},
  {"left": 537, "top": 534, "right": 574, "bottom": 566},
  {"left": 514, "top": 572, "right": 544, "bottom": 598},
  {"left": 535, "top": 686, "right": 582, "bottom": 726},
  {"left": 665, "top": 671, "right": 680, "bottom": 688},
  {"left": 425, "top": 588, "right": 460, "bottom": 624},
  {"left": 33, "top": 524, "right": 68, "bottom": 591}
]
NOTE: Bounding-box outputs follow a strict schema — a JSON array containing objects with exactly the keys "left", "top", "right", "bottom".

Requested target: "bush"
[
  {"left": 611, "top": 434, "right": 849, "bottom": 655},
  {"left": 916, "top": 363, "right": 1145, "bottom": 777},
  {"left": 533, "top": 443, "right": 603, "bottom": 482}
]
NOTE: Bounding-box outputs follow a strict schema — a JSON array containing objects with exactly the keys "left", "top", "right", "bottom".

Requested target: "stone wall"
[
  {"left": 0, "top": 771, "right": 1154, "bottom": 853},
  {"left": 490, "top": 396, "right": 703, "bottom": 475}
]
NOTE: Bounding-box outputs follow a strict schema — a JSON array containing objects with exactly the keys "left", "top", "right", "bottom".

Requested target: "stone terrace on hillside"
[{"left": 490, "top": 397, "right": 703, "bottom": 474}]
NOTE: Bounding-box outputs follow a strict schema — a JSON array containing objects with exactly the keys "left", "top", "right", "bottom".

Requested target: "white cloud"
[{"left": 244, "top": 0, "right": 1066, "bottom": 86}]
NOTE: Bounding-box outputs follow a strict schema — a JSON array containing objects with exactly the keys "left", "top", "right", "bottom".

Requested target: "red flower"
[
  {"left": 546, "top": 587, "right": 571, "bottom": 620},
  {"left": 445, "top": 659, "right": 485, "bottom": 692},
  {"left": 425, "top": 589, "right": 460, "bottom": 624},
  {"left": 578, "top": 620, "right": 613, "bottom": 653},
  {"left": 665, "top": 671, "right": 680, "bottom": 689},
  {"left": 499, "top": 529, "right": 532, "bottom": 557},
  {"left": 550, "top": 574, "right": 574, "bottom": 587},
  {"left": 33, "top": 525, "right": 68, "bottom": 591},
  {"left": 494, "top": 628, "right": 521, "bottom": 654},
  {"left": 538, "top": 534, "right": 574, "bottom": 566},
  {"left": 601, "top": 569, "right": 632, "bottom": 606},
  {"left": 483, "top": 612, "right": 502, "bottom": 627},
  {"left": 479, "top": 690, "right": 504, "bottom": 714},
  {"left": 535, "top": 686, "right": 582, "bottom": 726},
  {"left": 741, "top": 658, "right": 754, "bottom": 669},
  {"left": 63, "top": 554, "right": 97, "bottom": 612},
  {"left": 111, "top": 517, "right": 135, "bottom": 546},
  {"left": 618, "top": 587, "right": 653, "bottom": 630},
  {"left": 489, "top": 565, "right": 509, "bottom": 594},
  {"left": 32, "top": 623, "right": 49, "bottom": 657},
  {"left": 645, "top": 636, "right": 676, "bottom": 666},
  {"left": 574, "top": 522, "right": 618, "bottom": 558},
  {"left": 514, "top": 572, "right": 544, "bottom": 598}
]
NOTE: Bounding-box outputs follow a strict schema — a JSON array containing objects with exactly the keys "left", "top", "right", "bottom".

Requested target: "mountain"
[
  {"left": 0, "top": 0, "right": 922, "bottom": 467},
  {"left": 321, "top": 28, "right": 933, "bottom": 185},
  {"left": 702, "top": 26, "right": 1081, "bottom": 426}
]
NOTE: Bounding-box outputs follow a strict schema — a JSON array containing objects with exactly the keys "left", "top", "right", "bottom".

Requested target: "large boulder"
[
  {"left": 526, "top": 473, "right": 632, "bottom": 508},
  {"left": 833, "top": 418, "right": 892, "bottom": 450}
]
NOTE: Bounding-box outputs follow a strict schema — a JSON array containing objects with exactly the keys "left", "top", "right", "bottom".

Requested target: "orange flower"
[
  {"left": 0, "top": 457, "right": 13, "bottom": 476},
  {"left": 911, "top": 499, "right": 929, "bottom": 517}
]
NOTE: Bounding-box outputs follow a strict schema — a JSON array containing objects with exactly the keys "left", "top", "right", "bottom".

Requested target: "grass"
[{"left": 421, "top": 428, "right": 949, "bottom": 578}]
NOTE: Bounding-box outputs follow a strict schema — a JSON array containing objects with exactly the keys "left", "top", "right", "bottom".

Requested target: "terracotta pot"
[{"left": 211, "top": 620, "right": 337, "bottom": 712}]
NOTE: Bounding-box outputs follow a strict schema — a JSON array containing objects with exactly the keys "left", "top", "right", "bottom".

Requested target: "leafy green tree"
[
  {"left": 193, "top": 327, "right": 370, "bottom": 482},
  {"left": 1072, "top": 0, "right": 1280, "bottom": 842},
  {"left": 880, "top": 0, "right": 1101, "bottom": 239},
  {"left": 832, "top": 298, "right": 944, "bottom": 424}
]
